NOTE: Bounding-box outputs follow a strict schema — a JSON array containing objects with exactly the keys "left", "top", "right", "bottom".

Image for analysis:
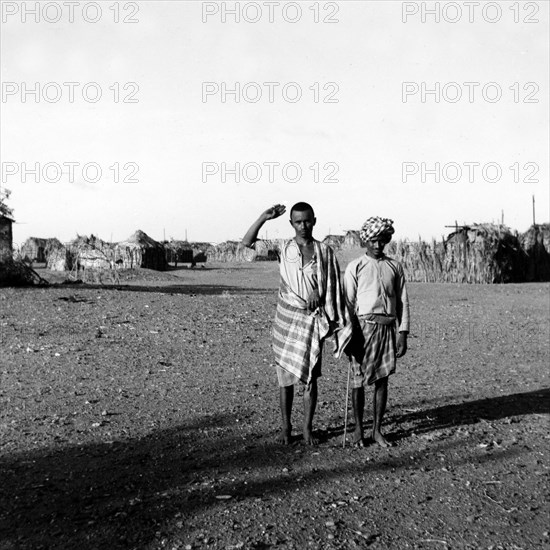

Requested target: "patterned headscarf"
[{"left": 360, "top": 217, "right": 395, "bottom": 243}]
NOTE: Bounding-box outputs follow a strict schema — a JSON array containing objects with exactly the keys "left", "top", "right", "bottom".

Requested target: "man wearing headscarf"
[{"left": 343, "top": 217, "right": 409, "bottom": 447}]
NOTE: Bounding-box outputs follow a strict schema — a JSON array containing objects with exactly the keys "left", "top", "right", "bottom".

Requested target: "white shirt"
[
  {"left": 344, "top": 253, "right": 410, "bottom": 332},
  {"left": 245, "top": 238, "right": 318, "bottom": 300},
  {"left": 278, "top": 239, "right": 318, "bottom": 301}
]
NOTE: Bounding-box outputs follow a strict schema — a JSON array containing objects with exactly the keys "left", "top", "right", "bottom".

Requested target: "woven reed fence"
[
  {"left": 331, "top": 224, "right": 534, "bottom": 284},
  {"left": 386, "top": 239, "right": 524, "bottom": 284},
  {"left": 385, "top": 225, "right": 526, "bottom": 283}
]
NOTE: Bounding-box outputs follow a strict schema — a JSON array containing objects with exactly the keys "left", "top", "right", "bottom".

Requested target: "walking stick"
[{"left": 342, "top": 355, "right": 352, "bottom": 448}]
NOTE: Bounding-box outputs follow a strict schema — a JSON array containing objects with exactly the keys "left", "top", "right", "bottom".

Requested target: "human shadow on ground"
[
  {"left": 390, "top": 387, "right": 549, "bottom": 440},
  {"left": 0, "top": 394, "right": 533, "bottom": 550},
  {"left": 326, "top": 388, "right": 549, "bottom": 443}
]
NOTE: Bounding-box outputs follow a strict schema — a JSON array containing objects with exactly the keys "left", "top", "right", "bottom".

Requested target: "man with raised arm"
[{"left": 242, "top": 202, "right": 350, "bottom": 445}]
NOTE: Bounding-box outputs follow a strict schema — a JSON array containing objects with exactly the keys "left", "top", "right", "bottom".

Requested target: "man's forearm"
[
  {"left": 343, "top": 270, "right": 357, "bottom": 319},
  {"left": 398, "top": 304, "right": 410, "bottom": 332},
  {"left": 242, "top": 215, "right": 267, "bottom": 248}
]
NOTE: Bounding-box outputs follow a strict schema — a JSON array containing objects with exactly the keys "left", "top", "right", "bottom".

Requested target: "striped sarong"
[
  {"left": 351, "top": 318, "right": 397, "bottom": 387},
  {"left": 272, "top": 296, "right": 325, "bottom": 386},
  {"left": 272, "top": 240, "right": 354, "bottom": 385}
]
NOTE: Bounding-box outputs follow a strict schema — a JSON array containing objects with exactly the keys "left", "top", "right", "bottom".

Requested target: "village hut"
[
  {"left": 47, "top": 246, "right": 73, "bottom": 271},
  {"left": 210, "top": 240, "right": 242, "bottom": 262},
  {"left": 206, "top": 240, "right": 276, "bottom": 262},
  {"left": 251, "top": 239, "right": 279, "bottom": 261},
  {"left": 0, "top": 196, "right": 42, "bottom": 286},
  {"left": 343, "top": 230, "right": 362, "bottom": 249},
  {"left": 323, "top": 235, "right": 345, "bottom": 251},
  {"left": 22, "top": 237, "right": 47, "bottom": 263},
  {"left": 116, "top": 230, "right": 167, "bottom": 271},
  {"left": 21, "top": 237, "right": 63, "bottom": 263},
  {"left": 164, "top": 240, "right": 194, "bottom": 265},
  {"left": 69, "top": 234, "right": 115, "bottom": 270},
  {"left": 187, "top": 242, "right": 213, "bottom": 264},
  {"left": 382, "top": 223, "right": 528, "bottom": 284},
  {"left": 0, "top": 214, "right": 14, "bottom": 261},
  {"left": 443, "top": 223, "right": 525, "bottom": 283},
  {"left": 520, "top": 223, "right": 550, "bottom": 282}
]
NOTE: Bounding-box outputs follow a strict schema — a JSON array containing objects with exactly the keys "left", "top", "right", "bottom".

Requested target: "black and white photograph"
[{"left": 0, "top": 1, "right": 549, "bottom": 548}]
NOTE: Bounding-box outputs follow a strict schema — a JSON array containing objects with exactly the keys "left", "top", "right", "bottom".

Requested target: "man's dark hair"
[{"left": 290, "top": 202, "right": 315, "bottom": 218}]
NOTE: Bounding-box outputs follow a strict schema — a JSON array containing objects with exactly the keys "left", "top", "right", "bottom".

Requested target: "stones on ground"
[{"left": 1, "top": 269, "right": 547, "bottom": 549}]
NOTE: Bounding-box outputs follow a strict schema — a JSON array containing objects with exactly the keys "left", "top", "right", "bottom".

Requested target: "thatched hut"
[
  {"left": 251, "top": 239, "right": 279, "bottom": 260},
  {"left": 520, "top": 223, "right": 550, "bottom": 282},
  {"left": 387, "top": 224, "right": 525, "bottom": 283},
  {"left": 444, "top": 224, "right": 525, "bottom": 283},
  {"left": 21, "top": 237, "right": 63, "bottom": 263},
  {"left": 22, "top": 237, "right": 47, "bottom": 263},
  {"left": 116, "top": 230, "right": 167, "bottom": 271},
  {"left": 323, "top": 235, "right": 345, "bottom": 251},
  {"left": 47, "top": 246, "right": 73, "bottom": 271},
  {"left": 0, "top": 214, "right": 13, "bottom": 261},
  {"left": 164, "top": 240, "right": 194, "bottom": 265},
  {"left": 187, "top": 242, "right": 213, "bottom": 263},
  {"left": 69, "top": 234, "right": 115, "bottom": 270},
  {"left": 205, "top": 239, "right": 281, "bottom": 263},
  {"left": 343, "top": 230, "right": 362, "bottom": 249},
  {"left": 210, "top": 241, "right": 242, "bottom": 262}
]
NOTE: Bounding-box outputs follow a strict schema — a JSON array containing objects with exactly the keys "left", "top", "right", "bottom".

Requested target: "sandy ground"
[{"left": 0, "top": 262, "right": 549, "bottom": 550}]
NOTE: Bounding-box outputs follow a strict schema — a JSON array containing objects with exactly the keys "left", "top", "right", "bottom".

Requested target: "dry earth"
[{"left": 0, "top": 261, "right": 549, "bottom": 550}]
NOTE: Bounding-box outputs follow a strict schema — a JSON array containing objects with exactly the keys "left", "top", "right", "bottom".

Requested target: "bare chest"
[{"left": 298, "top": 243, "right": 315, "bottom": 266}]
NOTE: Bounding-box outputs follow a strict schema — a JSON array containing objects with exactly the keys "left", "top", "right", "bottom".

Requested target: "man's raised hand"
[
  {"left": 263, "top": 204, "right": 286, "bottom": 221},
  {"left": 242, "top": 205, "right": 286, "bottom": 247}
]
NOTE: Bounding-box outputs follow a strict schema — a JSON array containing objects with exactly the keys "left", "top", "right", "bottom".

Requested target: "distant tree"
[{"left": 0, "top": 188, "right": 14, "bottom": 218}]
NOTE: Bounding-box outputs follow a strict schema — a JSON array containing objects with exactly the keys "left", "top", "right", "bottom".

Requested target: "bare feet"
[
  {"left": 352, "top": 428, "right": 365, "bottom": 447},
  {"left": 372, "top": 430, "right": 394, "bottom": 448},
  {"left": 303, "top": 429, "right": 319, "bottom": 445},
  {"left": 276, "top": 428, "right": 292, "bottom": 445}
]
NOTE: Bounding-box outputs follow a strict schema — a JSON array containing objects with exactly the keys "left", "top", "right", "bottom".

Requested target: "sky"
[{"left": 1, "top": 0, "right": 549, "bottom": 248}]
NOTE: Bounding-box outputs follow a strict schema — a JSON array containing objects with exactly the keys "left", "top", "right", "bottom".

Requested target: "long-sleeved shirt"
[{"left": 344, "top": 253, "right": 410, "bottom": 332}]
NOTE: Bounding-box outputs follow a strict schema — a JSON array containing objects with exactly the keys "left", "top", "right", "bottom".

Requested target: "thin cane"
[{"left": 342, "top": 355, "right": 352, "bottom": 448}]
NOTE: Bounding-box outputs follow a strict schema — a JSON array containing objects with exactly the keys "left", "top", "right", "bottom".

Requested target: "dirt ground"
[{"left": 0, "top": 262, "right": 548, "bottom": 550}]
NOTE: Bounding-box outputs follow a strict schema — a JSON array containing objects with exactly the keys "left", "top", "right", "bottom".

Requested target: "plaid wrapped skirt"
[
  {"left": 350, "top": 319, "right": 397, "bottom": 387},
  {"left": 272, "top": 297, "right": 324, "bottom": 387}
]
